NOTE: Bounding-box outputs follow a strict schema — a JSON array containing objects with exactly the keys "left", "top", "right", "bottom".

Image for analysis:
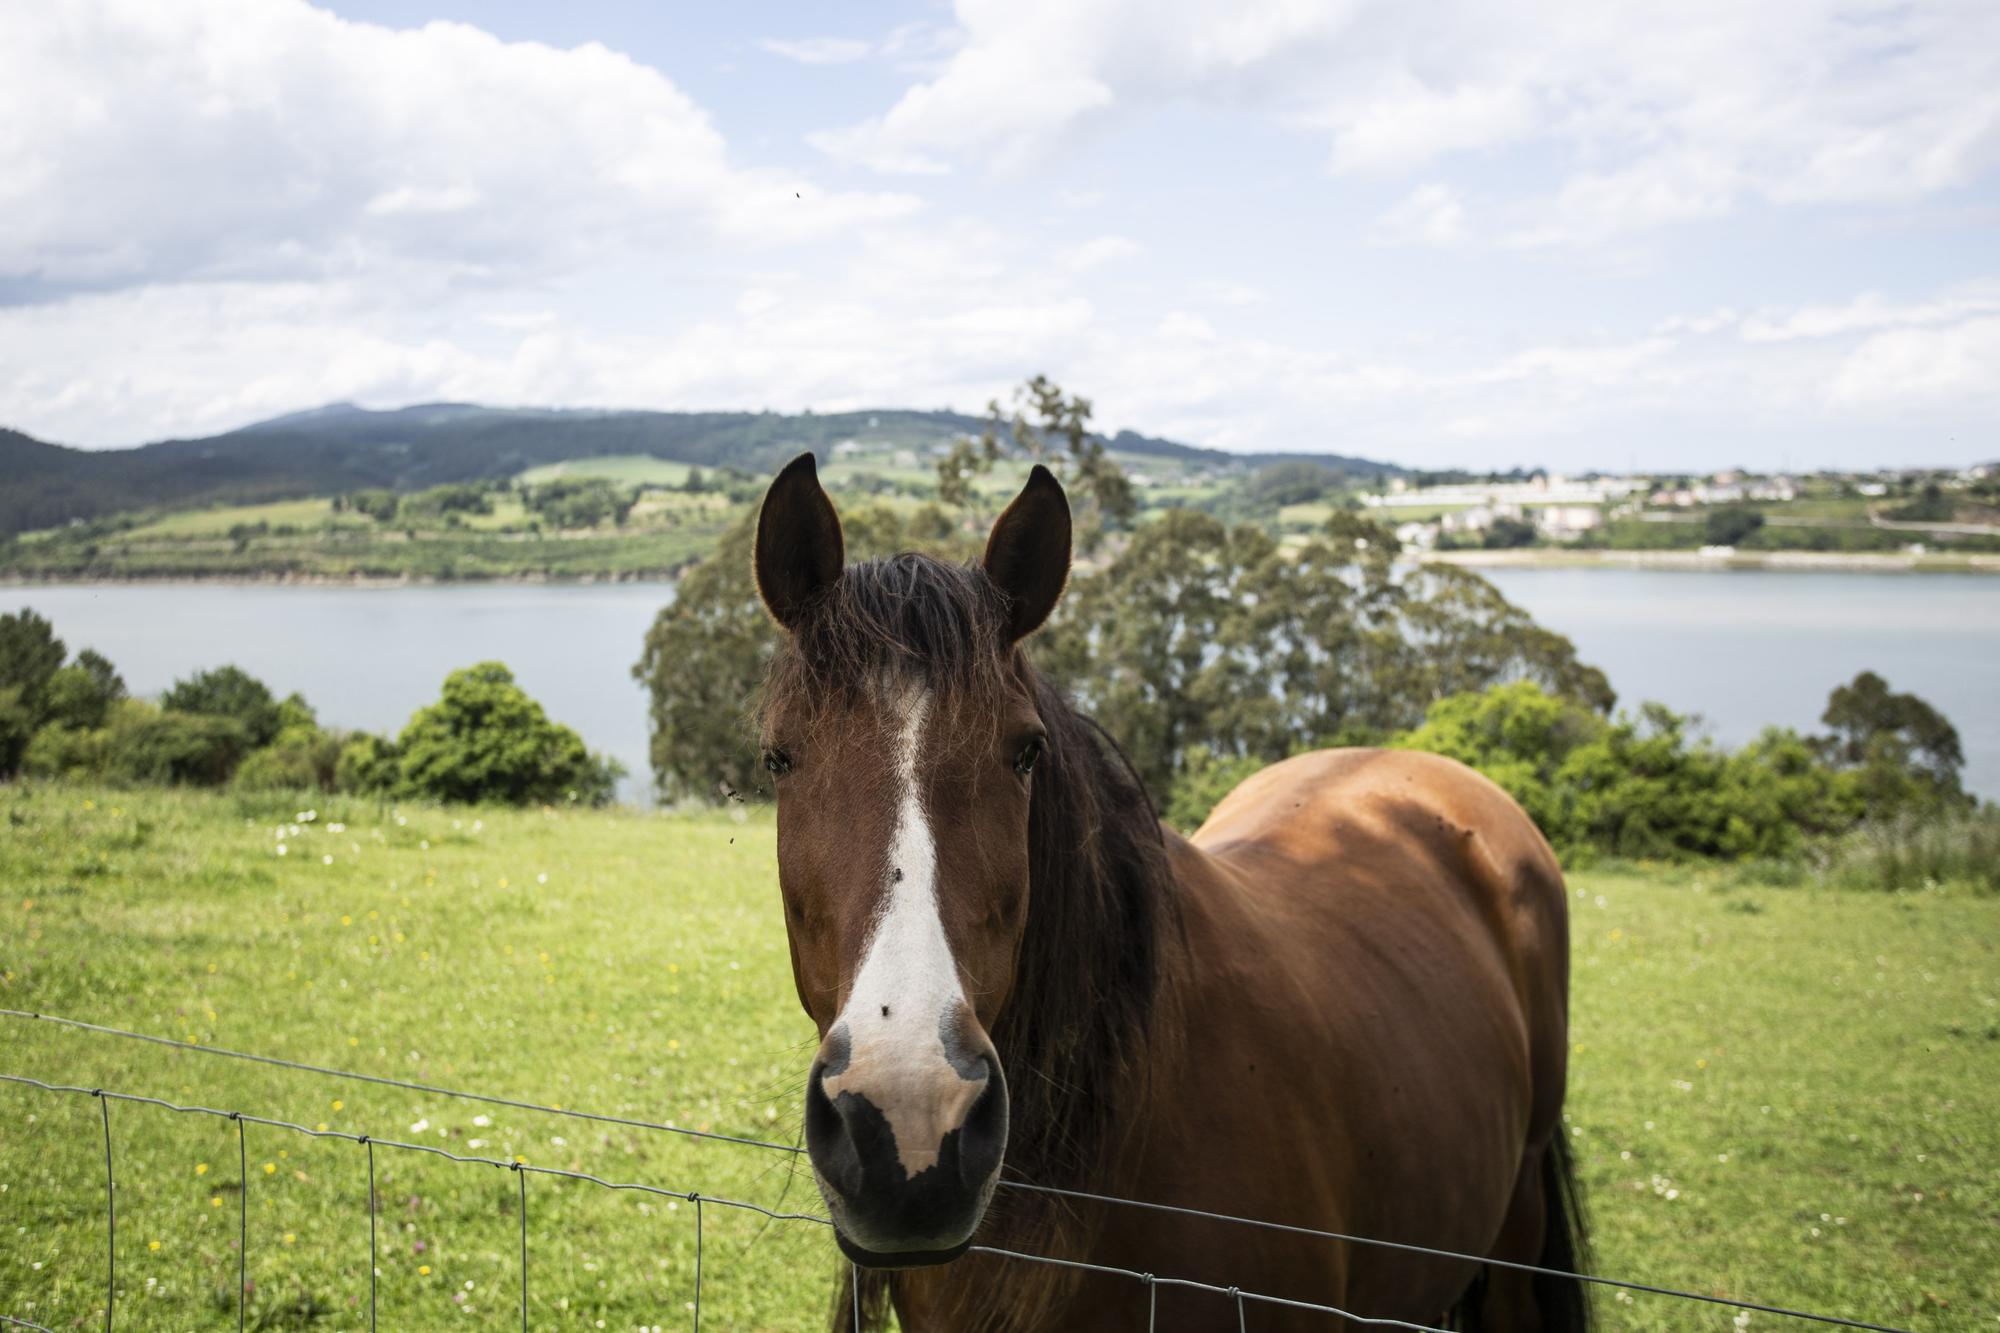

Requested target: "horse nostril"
[
  {"left": 804, "top": 1059, "right": 865, "bottom": 1199},
  {"left": 956, "top": 1056, "right": 1009, "bottom": 1189}
]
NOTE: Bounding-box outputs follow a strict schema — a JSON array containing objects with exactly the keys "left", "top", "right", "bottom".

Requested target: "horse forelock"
[{"left": 760, "top": 553, "right": 1013, "bottom": 731}]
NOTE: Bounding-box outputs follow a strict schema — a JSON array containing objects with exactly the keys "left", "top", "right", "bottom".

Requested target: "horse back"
[
  {"left": 1105, "top": 747, "right": 1572, "bottom": 1322},
  {"left": 1184, "top": 748, "right": 1576, "bottom": 1048}
]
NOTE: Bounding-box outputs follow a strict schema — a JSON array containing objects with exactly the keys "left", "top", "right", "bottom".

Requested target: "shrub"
[
  {"left": 1391, "top": 682, "right": 1866, "bottom": 863},
  {"left": 232, "top": 725, "right": 343, "bottom": 793},
  {"left": 394, "top": 662, "right": 620, "bottom": 805},
  {"left": 1483, "top": 516, "right": 1538, "bottom": 549},
  {"left": 162, "top": 665, "right": 283, "bottom": 747},
  {"left": 335, "top": 734, "right": 401, "bottom": 794},
  {"left": 1812, "top": 808, "right": 2000, "bottom": 894},
  {"left": 22, "top": 721, "right": 108, "bottom": 780},
  {"left": 1161, "top": 745, "right": 1267, "bottom": 832},
  {"left": 0, "top": 685, "right": 32, "bottom": 776},
  {"left": 99, "top": 699, "right": 251, "bottom": 786},
  {"left": 41, "top": 650, "right": 126, "bottom": 730},
  {"left": 1704, "top": 506, "right": 1764, "bottom": 546}
]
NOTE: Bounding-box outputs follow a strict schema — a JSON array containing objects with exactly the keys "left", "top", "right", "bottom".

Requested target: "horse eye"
[
  {"left": 763, "top": 747, "right": 793, "bottom": 777},
  {"left": 1013, "top": 738, "right": 1044, "bottom": 778}
]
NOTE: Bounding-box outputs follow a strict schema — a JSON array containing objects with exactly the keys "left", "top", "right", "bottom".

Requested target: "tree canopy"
[
  {"left": 635, "top": 497, "right": 1613, "bottom": 809},
  {"left": 935, "top": 376, "right": 1135, "bottom": 549},
  {"left": 393, "top": 661, "right": 620, "bottom": 806}
]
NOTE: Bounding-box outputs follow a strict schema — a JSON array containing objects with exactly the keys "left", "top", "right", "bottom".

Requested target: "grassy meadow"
[{"left": 2, "top": 785, "right": 1995, "bottom": 1331}]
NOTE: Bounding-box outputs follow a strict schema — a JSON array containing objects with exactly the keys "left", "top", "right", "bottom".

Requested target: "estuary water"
[
  {"left": 3, "top": 582, "right": 676, "bottom": 802},
  {"left": 1479, "top": 569, "right": 2000, "bottom": 798},
  {"left": 6, "top": 569, "right": 1997, "bottom": 799}
]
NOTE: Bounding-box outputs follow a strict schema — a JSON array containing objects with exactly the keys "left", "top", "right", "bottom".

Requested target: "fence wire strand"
[
  {"left": 234, "top": 1114, "right": 247, "bottom": 1333},
  {"left": 96, "top": 1093, "right": 113, "bottom": 1333},
  {"left": 2, "top": 1007, "right": 1922, "bottom": 1333},
  {"left": 692, "top": 1194, "right": 705, "bottom": 1333},
  {"left": 516, "top": 1167, "right": 530, "bottom": 1333},
  {"left": 1, "top": 1008, "right": 800, "bottom": 1156},
  {"left": 7, "top": 1074, "right": 1444, "bottom": 1332},
  {"left": 364, "top": 1138, "right": 378, "bottom": 1333}
]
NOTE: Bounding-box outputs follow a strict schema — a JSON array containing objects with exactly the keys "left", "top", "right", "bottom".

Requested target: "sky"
[{"left": 1, "top": 0, "right": 1996, "bottom": 471}]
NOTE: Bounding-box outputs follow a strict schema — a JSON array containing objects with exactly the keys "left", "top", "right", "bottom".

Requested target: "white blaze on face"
[{"left": 820, "top": 688, "right": 983, "bottom": 1176}]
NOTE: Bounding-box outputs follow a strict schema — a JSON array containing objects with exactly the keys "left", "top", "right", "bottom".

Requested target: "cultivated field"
[{"left": 2, "top": 786, "right": 1993, "bottom": 1330}]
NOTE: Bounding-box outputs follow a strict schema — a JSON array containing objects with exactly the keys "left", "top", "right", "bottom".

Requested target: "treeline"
[
  {"left": 0, "top": 610, "right": 619, "bottom": 805},
  {"left": 1163, "top": 672, "right": 1973, "bottom": 864},
  {"left": 637, "top": 464, "right": 1986, "bottom": 884}
]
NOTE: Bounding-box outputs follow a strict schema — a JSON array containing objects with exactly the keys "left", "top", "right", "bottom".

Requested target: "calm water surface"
[
  {"left": 6, "top": 570, "right": 1997, "bottom": 799},
  {"left": 3, "top": 583, "right": 675, "bottom": 801},
  {"left": 1481, "top": 569, "right": 2000, "bottom": 798}
]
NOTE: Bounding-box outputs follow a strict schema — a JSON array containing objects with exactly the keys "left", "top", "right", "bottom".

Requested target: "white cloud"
[
  {"left": 5, "top": 261, "right": 1995, "bottom": 468},
  {"left": 0, "top": 0, "right": 917, "bottom": 299},
  {"left": 1828, "top": 317, "right": 2000, "bottom": 409},
  {"left": 1740, "top": 287, "right": 2000, "bottom": 343},
  {"left": 1374, "top": 183, "right": 1470, "bottom": 246},
  {"left": 1321, "top": 78, "right": 1534, "bottom": 174},
  {"left": 817, "top": 0, "right": 2000, "bottom": 242},
  {"left": 1056, "top": 235, "right": 1142, "bottom": 272},
  {"left": 2, "top": 0, "right": 1994, "bottom": 472},
  {"left": 759, "top": 36, "right": 872, "bottom": 66},
  {"left": 1156, "top": 311, "right": 1216, "bottom": 341},
  {"left": 1194, "top": 280, "right": 1267, "bottom": 307}
]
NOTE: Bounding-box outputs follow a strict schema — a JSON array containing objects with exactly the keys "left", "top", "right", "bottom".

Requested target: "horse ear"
[
  {"left": 756, "top": 453, "right": 845, "bottom": 630},
  {"left": 983, "top": 465, "right": 1072, "bottom": 641}
]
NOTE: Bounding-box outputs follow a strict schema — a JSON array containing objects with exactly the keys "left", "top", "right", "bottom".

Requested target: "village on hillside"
[{"left": 1352, "top": 464, "right": 1999, "bottom": 557}]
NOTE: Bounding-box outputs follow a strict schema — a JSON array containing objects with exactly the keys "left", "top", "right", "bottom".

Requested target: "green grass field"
[
  {"left": 3, "top": 787, "right": 1995, "bottom": 1330},
  {"left": 121, "top": 500, "right": 375, "bottom": 541},
  {"left": 515, "top": 457, "right": 695, "bottom": 487}
]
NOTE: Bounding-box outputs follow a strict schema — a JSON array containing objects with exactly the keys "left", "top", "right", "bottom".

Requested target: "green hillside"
[{"left": 0, "top": 403, "right": 1399, "bottom": 539}]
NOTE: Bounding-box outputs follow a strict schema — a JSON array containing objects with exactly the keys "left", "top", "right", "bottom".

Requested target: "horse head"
[{"left": 754, "top": 453, "right": 1072, "bottom": 1267}]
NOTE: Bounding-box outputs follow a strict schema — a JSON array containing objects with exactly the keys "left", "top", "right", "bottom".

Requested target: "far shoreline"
[
  {"left": 1422, "top": 549, "right": 2000, "bottom": 575},
  {"left": 0, "top": 569, "right": 687, "bottom": 589},
  {"left": 4, "top": 548, "right": 2000, "bottom": 589}
]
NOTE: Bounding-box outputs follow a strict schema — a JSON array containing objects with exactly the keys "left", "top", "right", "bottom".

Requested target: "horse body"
[{"left": 898, "top": 748, "right": 1573, "bottom": 1330}]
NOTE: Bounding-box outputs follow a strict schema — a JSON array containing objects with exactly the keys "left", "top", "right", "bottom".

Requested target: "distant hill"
[{"left": 0, "top": 403, "right": 1399, "bottom": 536}]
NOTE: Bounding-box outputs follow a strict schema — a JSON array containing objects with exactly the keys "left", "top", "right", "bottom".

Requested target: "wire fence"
[{"left": 0, "top": 1008, "right": 1916, "bottom": 1333}]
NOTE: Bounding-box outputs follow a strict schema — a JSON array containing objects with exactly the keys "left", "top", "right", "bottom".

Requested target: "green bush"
[
  {"left": 394, "top": 662, "right": 620, "bottom": 805},
  {"left": 1390, "top": 681, "right": 1869, "bottom": 863},
  {"left": 22, "top": 720, "right": 108, "bottom": 780},
  {"left": 1161, "top": 745, "right": 1267, "bottom": 832},
  {"left": 232, "top": 725, "right": 343, "bottom": 792},
  {"left": 161, "top": 665, "right": 283, "bottom": 747},
  {"left": 1704, "top": 506, "right": 1765, "bottom": 545},
  {"left": 41, "top": 650, "right": 126, "bottom": 730},
  {"left": 335, "top": 733, "right": 401, "bottom": 794},
  {"left": 0, "top": 684, "right": 33, "bottom": 776},
  {"left": 97, "top": 699, "right": 252, "bottom": 787},
  {"left": 1812, "top": 808, "right": 2000, "bottom": 895}
]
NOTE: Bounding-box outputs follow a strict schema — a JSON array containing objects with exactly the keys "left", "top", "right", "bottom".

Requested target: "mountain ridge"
[{"left": 0, "top": 403, "right": 1400, "bottom": 537}]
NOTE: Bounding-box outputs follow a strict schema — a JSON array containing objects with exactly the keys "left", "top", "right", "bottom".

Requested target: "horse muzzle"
[{"left": 803, "top": 1017, "right": 1009, "bottom": 1267}]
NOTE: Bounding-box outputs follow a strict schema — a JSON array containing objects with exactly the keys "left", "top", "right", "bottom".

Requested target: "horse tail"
[
  {"left": 1446, "top": 1134, "right": 1594, "bottom": 1332},
  {"left": 1534, "top": 1133, "right": 1593, "bottom": 1331}
]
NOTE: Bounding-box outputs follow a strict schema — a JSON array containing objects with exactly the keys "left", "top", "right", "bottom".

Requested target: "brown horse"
[{"left": 752, "top": 454, "right": 1589, "bottom": 1332}]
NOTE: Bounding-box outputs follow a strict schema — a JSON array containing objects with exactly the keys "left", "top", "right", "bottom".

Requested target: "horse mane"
[{"left": 759, "top": 553, "right": 1180, "bottom": 1333}]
